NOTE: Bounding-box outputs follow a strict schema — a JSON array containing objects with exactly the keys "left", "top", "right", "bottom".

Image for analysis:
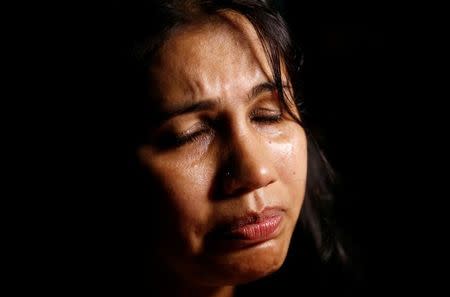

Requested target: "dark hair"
[{"left": 118, "top": 0, "right": 348, "bottom": 280}]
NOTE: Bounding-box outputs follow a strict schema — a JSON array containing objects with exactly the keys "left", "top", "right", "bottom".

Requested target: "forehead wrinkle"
[
  {"left": 190, "top": 22, "right": 270, "bottom": 102},
  {"left": 150, "top": 13, "right": 275, "bottom": 110}
]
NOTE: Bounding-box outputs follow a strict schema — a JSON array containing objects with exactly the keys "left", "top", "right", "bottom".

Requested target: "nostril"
[
  {"left": 221, "top": 164, "right": 275, "bottom": 197},
  {"left": 218, "top": 133, "right": 276, "bottom": 198}
]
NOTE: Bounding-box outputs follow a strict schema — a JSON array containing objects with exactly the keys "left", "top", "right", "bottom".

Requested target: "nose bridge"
[
  {"left": 222, "top": 125, "right": 275, "bottom": 195},
  {"left": 234, "top": 130, "right": 265, "bottom": 171}
]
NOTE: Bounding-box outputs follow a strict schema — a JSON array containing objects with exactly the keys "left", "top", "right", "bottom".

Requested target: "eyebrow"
[
  {"left": 156, "top": 81, "right": 277, "bottom": 123},
  {"left": 250, "top": 81, "right": 276, "bottom": 100}
]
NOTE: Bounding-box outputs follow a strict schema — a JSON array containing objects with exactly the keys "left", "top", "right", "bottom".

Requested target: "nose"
[{"left": 221, "top": 131, "right": 276, "bottom": 197}]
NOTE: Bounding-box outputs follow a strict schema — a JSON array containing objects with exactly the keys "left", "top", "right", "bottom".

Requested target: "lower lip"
[
  {"left": 229, "top": 215, "right": 282, "bottom": 241},
  {"left": 212, "top": 215, "right": 283, "bottom": 249}
]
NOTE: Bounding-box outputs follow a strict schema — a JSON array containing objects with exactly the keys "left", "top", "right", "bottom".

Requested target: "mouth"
[{"left": 208, "top": 208, "right": 284, "bottom": 250}]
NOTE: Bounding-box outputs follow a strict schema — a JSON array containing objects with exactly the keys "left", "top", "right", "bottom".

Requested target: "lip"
[{"left": 208, "top": 208, "right": 284, "bottom": 250}]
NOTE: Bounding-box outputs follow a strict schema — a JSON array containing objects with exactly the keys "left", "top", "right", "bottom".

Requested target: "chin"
[{"left": 198, "top": 237, "right": 290, "bottom": 286}]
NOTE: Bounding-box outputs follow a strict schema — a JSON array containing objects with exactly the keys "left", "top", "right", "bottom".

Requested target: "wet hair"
[{"left": 118, "top": 0, "right": 347, "bottom": 271}]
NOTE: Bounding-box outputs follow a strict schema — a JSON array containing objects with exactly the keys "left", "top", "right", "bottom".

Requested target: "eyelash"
[
  {"left": 251, "top": 113, "right": 283, "bottom": 124},
  {"left": 169, "top": 111, "right": 283, "bottom": 147},
  {"left": 173, "top": 128, "right": 213, "bottom": 146},
  {"left": 250, "top": 109, "right": 283, "bottom": 124}
]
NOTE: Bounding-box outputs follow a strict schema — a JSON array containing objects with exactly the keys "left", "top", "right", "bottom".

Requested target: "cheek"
[
  {"left": 272, "top": 127, "right": 307, "bottom": 185},
  {"left": 155, "top": 160, "right": 212, "bottom": 215},
  {"left": 140, "top": 147, "right": 213, "bottom": 203},
  {"left": 270, "top": 126, "right": 307, "bottom": 217},
  {"left": 139, "top": 149, "right": 215, "bottom": 250}
]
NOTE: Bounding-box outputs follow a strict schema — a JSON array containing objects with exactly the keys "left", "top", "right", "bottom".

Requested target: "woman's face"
[{"left": 138, "top": 15, "right": 307, "bottom": 286}]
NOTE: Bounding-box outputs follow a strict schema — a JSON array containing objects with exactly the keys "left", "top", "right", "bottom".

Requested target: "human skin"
[{"left": 138, "top": 12, "right": 307, "bottom": 297}]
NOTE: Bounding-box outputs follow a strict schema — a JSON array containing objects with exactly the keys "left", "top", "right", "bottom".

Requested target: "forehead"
[
  {"left": 156, "top": 12, "right": 269, "bottom": 67},
  {"left": 149, "top": 13, "right": 273, "bottom": 106}
]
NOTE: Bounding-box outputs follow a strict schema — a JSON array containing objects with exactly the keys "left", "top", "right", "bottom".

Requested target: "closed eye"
[
  {"left": 173, "top": 128, "right": 213, "bottom": 146},
  {"left": 250, "top": 109, "right": 283, "bottom": 124}
]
